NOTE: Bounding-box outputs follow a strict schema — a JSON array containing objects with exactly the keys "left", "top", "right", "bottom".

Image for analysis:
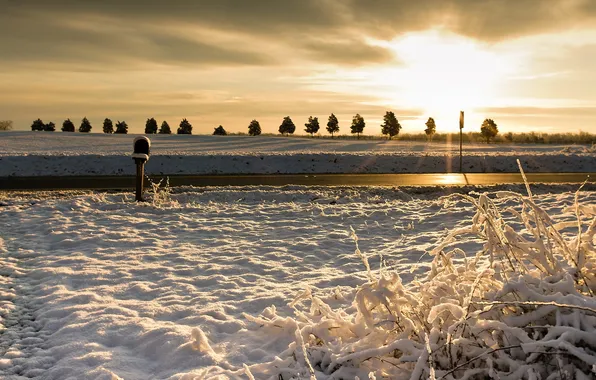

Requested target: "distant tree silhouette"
[
  {"left": 326, "top": 113, "right": 339, "bottom": 138},
  {"left": 0, "top": 120, "right": 13, "bottom": 131},
  {"left": 145, "top": 118, "right": 158, "bottom": 134},
  {"left": 177, "top": 118, "right": 192, "bottom": 134},
  {"left": 350, "top": 114, "right": 365, "bottom": 139},
  {"left": 79, "top": 117, "right": 92, "bottom": 133},
  {"left": 213, "top": 125, "right": 227, "bottom": 135},
  {"left": 31, "top": 119, "right": 45, "bottom": 131},
  {"left": 304, "top": 116, "right": 320, "bottom": 137},
  {"left": 114, "top": 120, "right": 128, "bottom": 134},
  {"left": 248, "top": 119, "right": 261, "bottom": 136},
  {"left": 158, "top": 121, "right": 171, "bottom": 134},
  {"left": 279, "top": 116, "right": 296, "bottom": 136},
  {"left": 102, "top": 118, "right": 114, "bottom": 134},
  {"left": 380, "top": 111, "right": 401, "bottom": 139},
  {"left": 44, "top": 121, "right": 56, "bottom": 132},
  {"left": 481, "top": 119, "right": 498, "bottom": 143},
  {"left": 425, "top": 117, "right": 436, "bottom": 141},
  {"left": 62, "top": 119, "right": 75, "bottom": 132}
]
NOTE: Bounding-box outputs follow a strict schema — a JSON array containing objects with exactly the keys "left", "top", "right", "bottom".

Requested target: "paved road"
[{"left": 0, "top": 173, "right": 594, "bottom": 190}]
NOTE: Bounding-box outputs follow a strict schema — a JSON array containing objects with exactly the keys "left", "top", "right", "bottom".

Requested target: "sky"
[{"left": 1, "top": 0, "right": 596, "bottom": 135}]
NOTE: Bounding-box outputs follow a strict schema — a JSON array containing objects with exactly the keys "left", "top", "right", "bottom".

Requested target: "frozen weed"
[
  {"left": 233, "top": 170, "right": 596, "bottom": 379},
  {"left": 146, "top": 176, "right": 178, "bottom": 207},
  {"left": 561, "top": 143, "right": 596, "bottom": 153}
]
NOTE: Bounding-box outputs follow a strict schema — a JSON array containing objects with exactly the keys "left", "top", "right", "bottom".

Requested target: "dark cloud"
[
  {"left": 0, "top": 0, "right": 352, "bottom": 68},
  {"left": 445, "top": 0, "right": 593, "bottom": 41},
  {"left": 0, "top": 7, "right": 273, "bottom": 69},
  {"left": 346, "top": 0, "right": 596, "bottom": 41},
  {"left": 2, "top": 0, "right": 342, "bottom": 30},
  {"left": 299, "top": 37, "right": 395, "bottom": 66},
  {"left": 4, "top": 0, "right": 595, "bottom": 70}
]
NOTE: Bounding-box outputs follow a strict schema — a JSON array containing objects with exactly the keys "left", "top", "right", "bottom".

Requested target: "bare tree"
[{"left": 0, "top": 120, "right": 13, "bottom": 131}]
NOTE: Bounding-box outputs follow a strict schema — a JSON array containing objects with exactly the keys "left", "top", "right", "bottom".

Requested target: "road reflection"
[{"left": 2, "top": 173, "right": 593, "bottom": 190}]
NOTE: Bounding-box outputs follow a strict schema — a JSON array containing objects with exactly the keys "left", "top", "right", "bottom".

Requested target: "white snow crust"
[
  {"left": 1, "top": 132, "right": 594, "bottom": 176},
  {"left": 0, "top": 185, "right": 594, "bottom": 379}
]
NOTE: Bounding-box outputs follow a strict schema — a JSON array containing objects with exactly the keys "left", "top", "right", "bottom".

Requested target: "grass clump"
[
  {"left": 233, "top": 170, "right": 596, "bottom": 379},
  {"left": 146, "top": 176, "right": 177, "bottom": 207}
]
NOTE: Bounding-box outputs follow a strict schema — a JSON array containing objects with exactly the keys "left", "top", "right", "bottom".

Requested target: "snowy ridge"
[
  {"left": 1, "top": 153, "right": 595, "bottom": 177},
  {"left": 0, "top": 185, "right": 594, "bottom": 378},
  {"left": 0, "top": 132, "right": 594, "bottom": 176},
  {"left": 1, "top": 132, "right": 591, "bottom": 155}
]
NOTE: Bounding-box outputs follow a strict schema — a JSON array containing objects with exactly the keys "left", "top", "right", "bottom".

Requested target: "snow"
[
  {"left": 1, "top": 131, "right": 595, "bottom": 378},
  {"left": 1, "top": 132, "right": 594, "bottom": 176},
  {"left": 0, "top": 185, "right": 594, "bottom": 379}
]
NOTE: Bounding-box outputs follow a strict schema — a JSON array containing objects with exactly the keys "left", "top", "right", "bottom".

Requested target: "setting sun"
[
  {"left": 387, "top": 31, "right": 514, "bottom": 129},
  {"left": 302, "top": 30, "right": 520, "bottom": 132}
]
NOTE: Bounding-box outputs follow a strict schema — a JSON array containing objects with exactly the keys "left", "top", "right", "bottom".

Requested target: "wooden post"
[
  {"left": 135, "top": 158, "right": 145, "bottom": 202},
  {"left": 459, "top": 111, "right": 464, "bottom": 173}
]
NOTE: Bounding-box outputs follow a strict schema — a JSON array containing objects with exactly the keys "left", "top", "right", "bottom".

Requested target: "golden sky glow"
[{"left": 1, "top": 0, "right": 596, "bottom": 134}]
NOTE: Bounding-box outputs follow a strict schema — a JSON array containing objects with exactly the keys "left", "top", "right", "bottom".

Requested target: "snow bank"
[
  {"left": 0, "top": 132, "right": 593, "bottom": 175},
  {"left": 1, "top": 152, "right": 594, "bottom": 176},
  {"left": 0, "top": 184, "right": 594, "bottom": 379},
  {"left": 0, "top": 132, "right": 587, "bottom": 155},
  {"left": 213, "top": 184, "right": 596, "bottom": 379}
]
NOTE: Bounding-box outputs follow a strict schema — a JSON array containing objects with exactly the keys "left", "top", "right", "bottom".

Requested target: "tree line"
[
  {"left": 259, "top": 112, "right": 498, "bottom": 143},
  {"left": 29, "top": 117, "right": 192, "bottom": 135},
  {"left": 8, "top": 116, "right": 593, "bottom": 143},
  {"left": 27, "top": 113, "right": 502, "bottom": 143}
]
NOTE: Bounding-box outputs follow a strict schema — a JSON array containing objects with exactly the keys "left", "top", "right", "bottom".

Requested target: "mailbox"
[
  {"left": 132, "top": 136, "right": 151, "bottom": 163},
  {"left": 132, "top": 136, "right": 151, "bottom": 202}
]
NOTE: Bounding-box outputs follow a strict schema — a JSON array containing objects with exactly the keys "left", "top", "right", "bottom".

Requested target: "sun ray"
[{"left": 381, "top": 31, "right": 516, "bottom": 131}]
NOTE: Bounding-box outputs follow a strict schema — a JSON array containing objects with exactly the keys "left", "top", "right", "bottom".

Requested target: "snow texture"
[
  {"left": 0, "top": 132, "right": 594, "bottom": 176},
  {"left": 0, "top": 183, "right": 594, "bottom": 379}
]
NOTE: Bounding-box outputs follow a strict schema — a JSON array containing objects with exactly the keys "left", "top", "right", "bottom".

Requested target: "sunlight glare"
[{"left": 385, "top": 31, "right": 514, "bottom": 130}]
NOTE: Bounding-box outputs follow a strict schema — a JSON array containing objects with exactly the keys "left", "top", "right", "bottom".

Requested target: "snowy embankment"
[
  {"left": 0, "top": 184, "right": 595, "bottom": 379},
  {"left": 2, "top": 152, "right": 595, "bottom": 176},
  {"left": 0, "top": 132, "right": 594, "bottom": 176}
]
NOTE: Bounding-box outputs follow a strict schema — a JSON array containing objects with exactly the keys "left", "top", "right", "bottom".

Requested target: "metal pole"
[
  {"left": 135, "top": 159, "right": 144, "bottom": 202},
  {"left": 459, "top": 111, "right": 464, "bottom": 173}
]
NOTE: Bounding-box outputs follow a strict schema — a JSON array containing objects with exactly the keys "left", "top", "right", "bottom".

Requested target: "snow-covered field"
[
  {"left": 1, "top": 132, "right": 594, "bottom": 176},
  {"left": 1, "top": 184, "right": 595, "bottom": 379},
  {"left": 1, "top": 131, "right": 595, "bottom": 378}
]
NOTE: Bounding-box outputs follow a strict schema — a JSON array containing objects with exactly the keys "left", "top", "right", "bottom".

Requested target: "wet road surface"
[{"left": 0, "top": 173, "right": 594, "bottom": 190}]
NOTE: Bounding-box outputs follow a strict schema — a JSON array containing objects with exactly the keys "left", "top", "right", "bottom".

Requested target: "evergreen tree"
[
  {"left": 62, "top": 119, "right": 75, "bottom": 132},
  {"left": 480, "top": 119, "right": 498, "bottom": 143},
  {"left": 158, "top": 121, "right": 171, "bottom": 134},
  {"left": 114, "top": 120, "right": 128, "bottom": 134},
  {"left": 213, "top": 125, "right": 227, "bottom": 135},
  {"left": 79, "top": 117, "right": 92, "bottom": 133},
  {"left": 44, "top": 121, "right": 56, "bottom": 132},
  {"left": 145, "top": 118, "right": 158, "bottom": 134},
  {"left": 326, "top": 113, "right": 339, "bottom": 138},
  {"left": 424, "top": 117, "right": 436, "bottom": 141},
  {"left": 350, "top": 114, "right": 365, "bottom": 139},
  {"left": 177, "top": 118, "right": 193, "bottom": 134},
  {"left": 278, "top": 116, "right": 296, "bottom": 136},
  {"left": 31, "top": 119, "right": 45, "bottom": 131},
  {"left": 248, "top": 119, "right": 261, "bottom": 136},
  {"left": 103, "top": 118, "right": 114, "bottom": 134},
  {"left": 380, "top": 111, "right": 401, "bottom": 139},
  {"left": 304, "top": 116, "right": 320, "bottom": 137}
]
